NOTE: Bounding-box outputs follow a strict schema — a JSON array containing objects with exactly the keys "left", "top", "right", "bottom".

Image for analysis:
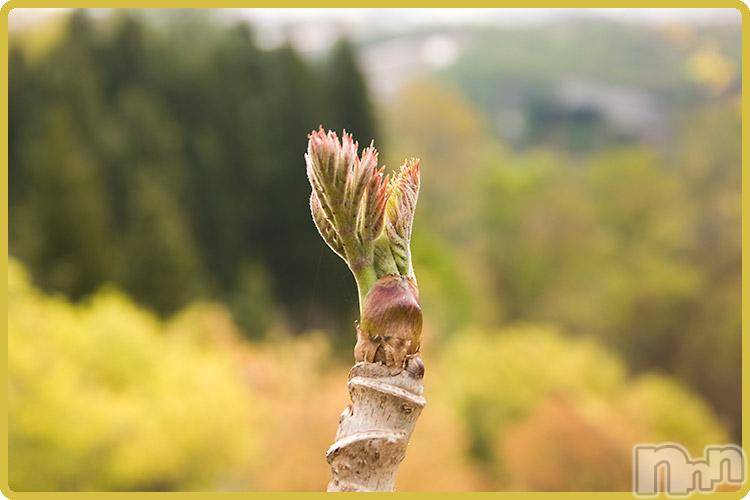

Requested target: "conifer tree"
[{"left": 326, "top": 39, "right": 378, "bottom": 145}]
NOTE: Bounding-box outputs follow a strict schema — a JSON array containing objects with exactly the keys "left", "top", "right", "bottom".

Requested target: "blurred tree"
[
  {"left": 501, "top": 398, "right": 634, "bottom": 491},
  {"left": 438, "top": 326, "right": 729, "bottom": 490},
  {"left": 439, "top": 326, "right": 627, "bottom": 466},
  {"left": 384, "top": 80, "right": 488, "bottom": 237},
  {"left": 9, "top": 11, "right": 378, "bottom": 338},
  {"left": 109, "top": 88, "right": 206, "bottom": 312},
  {"left": 620, "top": 374, "right": 728, "bottom": 454},
  {"left": 10, "top": 106, "right": 113, "bottom": 298},
  {"left": 324, "top": 38, "right": 378, "bottom": 145},
  {"left": 671, "top": 99, "right": 741, "bottom": 437},
  {"left": 8, "top": 259, "right": 259, "bottom": 491},
  {"left": 476, "top": 139, "right": 739, "bottom": 437},
  {"left": 478, "top": 151, "right": 596, "bottom": 325},
  {"left": 583, "top": 148, "right": 698, "bottom": 369},
  {"left": 10, "top": 11, "right": 114, "bottom": 298},
  {"left": 9, "top": 47, "right": 30, "bottom": 208}
]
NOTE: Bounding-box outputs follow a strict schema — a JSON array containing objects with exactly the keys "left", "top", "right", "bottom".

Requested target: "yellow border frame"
[{"left": 1, "top": 2, "right": 747, "bottom": 498}]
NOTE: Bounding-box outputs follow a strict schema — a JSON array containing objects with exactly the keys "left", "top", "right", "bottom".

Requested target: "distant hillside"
[{"left": 357, "top": 20, "right": 740, "bottom": 152}]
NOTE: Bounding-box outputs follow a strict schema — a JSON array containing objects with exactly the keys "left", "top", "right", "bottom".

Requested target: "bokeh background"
[{"left": 8, "top": 8, "right": 741, "bottom": 491}]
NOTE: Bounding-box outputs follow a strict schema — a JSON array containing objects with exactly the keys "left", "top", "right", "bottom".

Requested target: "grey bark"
[{"left": 326, "top": 361, "right": 426, "bottom": 492}]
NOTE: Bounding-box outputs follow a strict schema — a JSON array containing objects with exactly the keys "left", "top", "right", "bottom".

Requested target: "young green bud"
[
  {"left": 305, "top": 128, "right": 423, "bottom": 367},
  {"left": 385, "top": 159, "right": 420, "bottom": 280},
  {"left": 306, "top": 127, "right": 388, "bottom": 298}
]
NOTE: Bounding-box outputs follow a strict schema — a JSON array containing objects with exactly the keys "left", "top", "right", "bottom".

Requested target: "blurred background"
[{"left": 8, "top": 8, "right": 741, "bottom": 491}]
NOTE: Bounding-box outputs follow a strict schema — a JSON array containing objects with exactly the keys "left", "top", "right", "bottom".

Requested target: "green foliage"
[
  {"left": 621, "top": 374, "right": 727, "bottom": 455},
  {"left": 9, "top": 10, "right": 379, "bottom": 338},
  {"left": 438, "top": 326, "right": 626, "bottom": 462},
  {"left": 475, "top": 126, "right": 739, "bottom": 435},
  {"left": 410, "top": 229, "right": 473, "bottom": 336},
  {"left": 8, "top": 259, "right": 259, "bottom": 491},
  {"left": 7, "top": 257, "right": 733, "bottom": 492},
  {"left": 437, "top": 326, "right": 728, "bottom": 489},
  {"left": 324, "top": 39, "right": 378, "bottom": 145}
]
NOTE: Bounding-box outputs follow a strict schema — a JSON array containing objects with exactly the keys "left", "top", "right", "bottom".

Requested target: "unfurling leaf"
[
  {"left": 385, "top": 159, "right": 420, "bottom": 278},
  {"left": 358, "top": 159, "right": 388, "bottom": 244},
  {"left": 305, "top": 128, "right": 358, "bottom": 244},
  {"left": 305, "top": 128, "right": 388, "bottom": 291},
  {"left": 310, "top": 191, "right": 345, "bottom": 260}
]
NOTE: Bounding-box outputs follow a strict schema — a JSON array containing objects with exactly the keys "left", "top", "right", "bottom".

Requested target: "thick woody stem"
[{"left": 326, "top": 361, "right": 425, "bottom": 492}]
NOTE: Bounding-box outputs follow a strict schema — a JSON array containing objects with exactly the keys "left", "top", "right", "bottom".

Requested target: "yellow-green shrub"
[
  {"left": 438, "top": 326, "right": 730, "bottom": 490},
  {"left": 438, "top": 325, "right": 627, "bottom": 463},
  {"left": 501, "top": 398, "right": 634, "bottom": 491},
  {"left": 9, "top": 256, "right": 730, "bottom": 492},
  {"left": 620, "top": 374, "right": 727, "bottom": 454},
  {"left": 9, "top": 259, "right": 259, "bottom": 491}
]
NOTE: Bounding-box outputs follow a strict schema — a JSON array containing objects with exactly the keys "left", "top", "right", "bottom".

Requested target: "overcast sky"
[
  {"left": 233, "top": 8, "right": 739, "bottom": 25},
  {"left": 10, "top": 7, "right": 740, "bottom": 31}
]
